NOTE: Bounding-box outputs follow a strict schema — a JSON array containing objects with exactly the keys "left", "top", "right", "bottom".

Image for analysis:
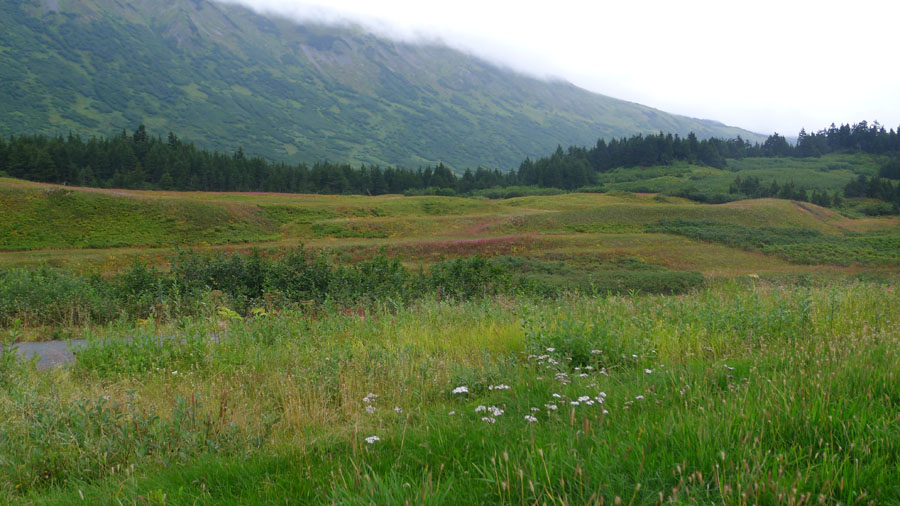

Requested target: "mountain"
[{"left": 0, "top": 0, "right": 764, "bottom": 170}]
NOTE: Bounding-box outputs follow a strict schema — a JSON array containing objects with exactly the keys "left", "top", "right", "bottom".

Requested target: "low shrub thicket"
[
  {"left": 653, "top": 219, "right": 900, "bottom": 266},
  {"left": 0, "top": 249, "right": 706, "bottom": 328}
]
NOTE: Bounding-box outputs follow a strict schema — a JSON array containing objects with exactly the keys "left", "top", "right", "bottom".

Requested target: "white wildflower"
[
  {"left": 591, "top": 349, "right": 602, "bottom": 355},
  {"left": 545, "top": 403, "right": 558, "bottom": 411},
  {"left": 524, "top": 415, "right": 538, "bottom": 423},
  {"left": 488, "top": 406, "right": 504, "bottom": 417},
  {"left": 365, "top": 435, "right": 380, "bottom": 444},
  {"left": 481, "top": 416, "right": 496, "bottom": 424},
  {"left": 363, "top": 393, "right": 378, "bottom": 403},
  {"left": 546, "top": 347, "right": 555, "bottom": 352},
  {"left": 635, "top": 395, "right": 645, "bottom": 400},
  {"left": 578, "top": 396, "right": 591, "bottom": 402},
  {"left": 488, "top": 384, "right": 510, "bottom": 391},
  {"left": 394, "top": 406, "right": 402, "bottom": 413},
  {"left": 475, "top": 405, "right": 486, "bottom": 413},
  {"left": 570, "top": 401, "right": 580, "bottom": 406},
  {"left": 644, "top": 369, "right": 653, "bottom": 374},
  {"left": 365, "top": 405, "right": 376, "bottom": 414},
  {"left": 552, "top": 393, "right": 562, "bottom": 398},
  {"left": 448, "top": 411, "right": 456, "bottom": 416},
  {"left": 452, "top": 386, "right": 469, "bottom": 394}
]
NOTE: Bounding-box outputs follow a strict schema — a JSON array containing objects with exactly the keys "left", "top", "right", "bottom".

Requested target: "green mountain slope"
[{"left": 0, "top": 0, "right": 763, "bottom": 169}]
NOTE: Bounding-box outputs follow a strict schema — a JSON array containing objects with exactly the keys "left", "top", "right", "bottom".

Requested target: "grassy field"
[
  {"left": 2, "top": 177, "right": 898, "bottom": 276},
  {"left": 2, "top": 282, "right": 899, "bottom": 504},
  {"left": 595, "top": 154, "right": 884, "bottom": 198},
  {"left": 2, "top": 178, "right": 900, "bottom": 503}
]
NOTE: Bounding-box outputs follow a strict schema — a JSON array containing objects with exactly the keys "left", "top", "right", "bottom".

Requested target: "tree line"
[
  {"left": 0, "top": 122, "right": 898, "bottom": 197},
  {"left": 728, "top": 175, "right": 844, "bottom": 208},
  {"left": 518, "top": 121, "right": 900, "bottom": 185},
  {"left": 0, "top": 126, "right": 510, "bottom": 195},
  {"left": 843, "top": 175, "right": 900, "bottom": 212}
]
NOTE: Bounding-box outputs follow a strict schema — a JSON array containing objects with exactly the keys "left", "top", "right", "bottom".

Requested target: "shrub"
[
  {"left": 0, "top": 268, "right": 117, "bottom": 327},
  {"left": 428, "top": 256, "right": 510, "bottom": 300}
]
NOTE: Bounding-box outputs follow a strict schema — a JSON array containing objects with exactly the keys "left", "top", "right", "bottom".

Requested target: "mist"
[{"left": 217, "top": 0, "right": 900, "bottom": 136}]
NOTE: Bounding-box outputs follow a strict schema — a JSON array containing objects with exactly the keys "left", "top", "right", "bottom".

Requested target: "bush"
[
  {"left": 0, "top": 268, "right": 117, "bottom": 327},
  {"left": 428, "top": 256, "right": 510, "bottom": 300},
  {"left": 878, "top": 158, "right": 900, "bottom": 179},
  {"left": 471, "top": 186, "right": 566, "bottom": 199}
]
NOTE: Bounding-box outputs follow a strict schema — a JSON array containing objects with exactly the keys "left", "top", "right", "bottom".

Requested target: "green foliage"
[
  {"left": 524, "top": 315, "right": 644, "bottom": 371},
  {"left": 654, "top": 219, "right": 900, "bottom": 266},
  {"left": 470, "top": 186, "right": 567, "bottom": 199},
  {"left": 652, "top": 219, "right": 823, "bottom": 249},
  {"left": 0, "top": 186, "right": 278, "bottom": 251},
  {"left": 0, "top": 319, "right": 23, "bottom": 387},
  {"left": 494, "top": 256, "right": 705, "bottom": 296},
  {"left": 0, "top": 268, "right": 117, "bottom": 327},
  {"left": 880, "top": 157, "right": 900, "bottom": 179},
  {"left": 427, "top": 256, "right": 510, "bottom": 300},
  {"left": 73, "top": 332, "right": 209, "bottom": 378},
  {"left": 5, "top": 282, "right": 900, "bottom": 504},
  {"left": 0, "top": 249, "right": 540, "bottom": 327},
  {"left": 0, "top": 394, "right": 251, "bottom": 494},
  {"left": 0, "top": 0, "right": 759, "bottom": 172}
]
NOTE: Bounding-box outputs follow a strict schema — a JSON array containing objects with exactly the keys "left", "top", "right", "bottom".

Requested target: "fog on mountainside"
[{"left": 1, "top": 0, "right": 761, "bottom": 169}]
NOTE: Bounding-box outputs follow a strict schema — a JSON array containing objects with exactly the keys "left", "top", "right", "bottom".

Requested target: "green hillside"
[{"left": 0, "top": 0, "right": 762, "bottom": 170}]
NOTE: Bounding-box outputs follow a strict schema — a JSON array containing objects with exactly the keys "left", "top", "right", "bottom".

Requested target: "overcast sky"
[{"left": 222, "top": 0, "right": 900, "bottom": 136}]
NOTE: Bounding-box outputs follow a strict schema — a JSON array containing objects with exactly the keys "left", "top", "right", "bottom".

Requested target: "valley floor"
[{"left": 2, "top": 180, "right": 899, "bottom": 503}]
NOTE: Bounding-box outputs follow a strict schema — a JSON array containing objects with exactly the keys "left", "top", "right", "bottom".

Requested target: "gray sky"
[{"left": 222, "top": 0, "right": 900, "bottom": 136}]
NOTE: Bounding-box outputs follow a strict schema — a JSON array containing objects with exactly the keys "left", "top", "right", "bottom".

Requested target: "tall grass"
[{"left": 1, "top": 281, "right": 898, "bottom": 503}]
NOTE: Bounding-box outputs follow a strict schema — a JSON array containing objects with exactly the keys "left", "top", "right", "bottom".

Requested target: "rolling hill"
[{"left": 1, "top": 0, "right": 762, "bottom": 170}]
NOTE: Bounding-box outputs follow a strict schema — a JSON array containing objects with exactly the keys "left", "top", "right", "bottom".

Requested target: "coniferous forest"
[{"left": 1, "top": 122, "right": 899, "bottom": 208}]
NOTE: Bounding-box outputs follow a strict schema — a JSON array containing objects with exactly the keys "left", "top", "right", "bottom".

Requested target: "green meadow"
[
  {"left": 3, "top": 283, "right": 899, "bottom": 504},
  {"left": 1, "top": 177, "right": 900, "bottom": 504},
  {"left": 595, "top": 154, "right": 883, "bottom": 198}
]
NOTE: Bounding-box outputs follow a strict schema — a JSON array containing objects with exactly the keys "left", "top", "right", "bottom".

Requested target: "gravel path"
[
  {"left": 11, "top": 340, "right": 88, "bottom": 370},
  {"left": 7, "top": 334, "right": 220, "bottom": 371}
]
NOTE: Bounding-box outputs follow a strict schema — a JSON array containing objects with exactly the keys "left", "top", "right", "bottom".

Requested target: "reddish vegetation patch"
[
  {"left": 458, "top": 216, "right": 514, "bottom": 236},
  {"left": 395, "top": 234, "right": 540, "bottom": 261},
  {"left": 334, "top": 234, "right": 541, "bottom": 263}
]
